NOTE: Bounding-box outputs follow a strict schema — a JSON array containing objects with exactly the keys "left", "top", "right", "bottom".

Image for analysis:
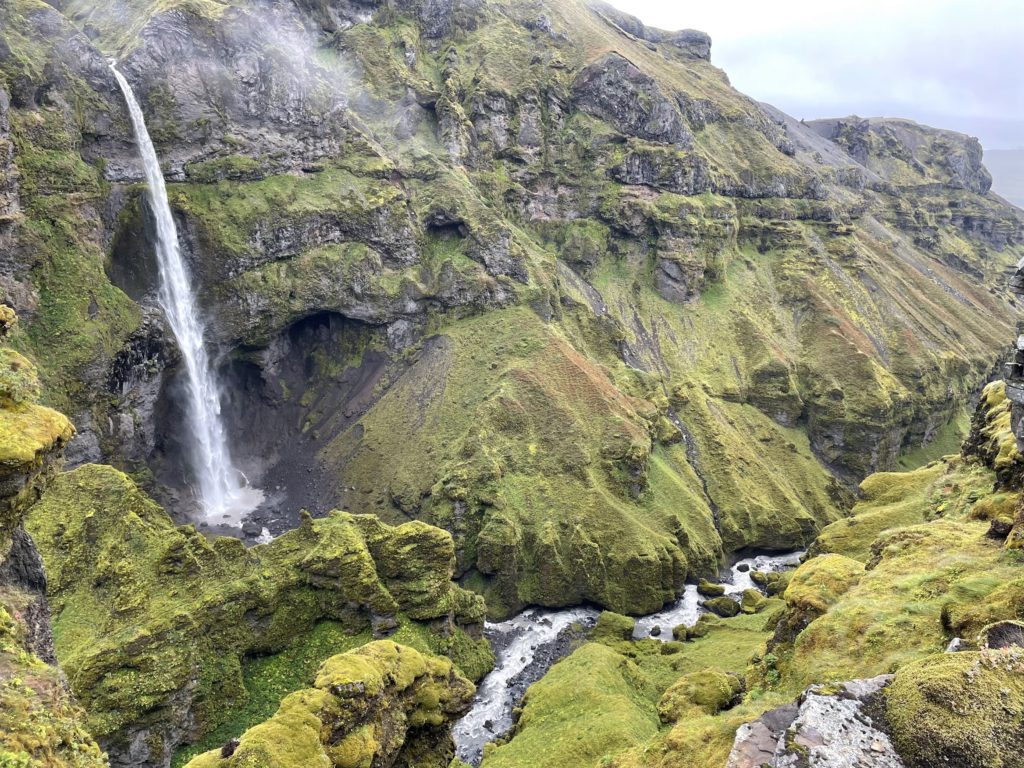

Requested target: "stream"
[{"left": 453, "top": 550, "right": 804, "bottom": 764}]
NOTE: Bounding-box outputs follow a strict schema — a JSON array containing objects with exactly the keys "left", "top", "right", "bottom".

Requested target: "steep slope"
[
  {"left": 473, "top": 379, "right": 1024, "bottom": 768},
  {"left": 1, "top": 0, "right": 1020, "bottom": 620},
  {"left": 0, "top": 308, "right": 103, "bottom": 767}
]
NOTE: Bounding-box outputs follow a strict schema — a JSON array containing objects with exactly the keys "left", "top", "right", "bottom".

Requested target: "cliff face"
[
  {"left": 1, "top": 0, "right": 1021, "bottom": 621},
  {"left": 0, "top": 308, "right": 104, "bottom": 767}
]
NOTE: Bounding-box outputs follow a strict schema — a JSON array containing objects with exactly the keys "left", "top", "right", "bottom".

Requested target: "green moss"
[
  {"left": 696, "top": 579, "right": 725, "bottom": 597},
  {"left": 782, "top": 554, "right": 863, "bottom": 614},
  {"left": 656, "top": 667, "right": 742, "bottom": 722},
  {"left": 887, "top": 649, "right": 1024, "bottom": 768},
  {"left": 701, "top": 597, "right": 740, "bottom": 618},
  {"left": 479, "top": 643, "right": 659, "bottom": 768},
  {"left": 782, "top": 520, "right": 1018, "bottom": 690},
  {"left": 593, "top": 611, "right": 637, "bottom": 643},
  {"left": 739, "top": 589, "right": 767, "bottom": 615},
  {"left": 26, "top": 465, "right": 490, "bottom": 760},
  {"left": 184, "top": 641, "right": 474, "bottom": 768}
]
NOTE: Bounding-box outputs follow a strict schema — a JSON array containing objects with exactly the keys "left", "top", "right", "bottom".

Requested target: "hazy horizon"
[{"left": 607, "top": 0, "right": 1024, "bottom": 151}]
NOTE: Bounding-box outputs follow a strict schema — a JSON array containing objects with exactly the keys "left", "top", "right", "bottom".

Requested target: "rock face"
[
  {"left": 2, "top": 0, "right": 1022, "bottom": 626},
  {"left": 726, "top": 676, "right": 903, "bottom": 768},
  {"left": 183, "top": 641, "right": 475, "bottom": 768},
  {"left": 0, "top": 309, "right": 105, "bottom": 767},
  {"left": 26, "top": 464, "right": 490, "bottom": 768}
]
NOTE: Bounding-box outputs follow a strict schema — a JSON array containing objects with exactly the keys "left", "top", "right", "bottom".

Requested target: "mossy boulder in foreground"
[
  {"left": 184, "top": 641, "right": 473, "bottom": 768},
  {"left": 656, "top": 667, "right": 742, "bottom": 722},
  {"left": 887, "top": 648, "right": 1024, "bottom": 768}
]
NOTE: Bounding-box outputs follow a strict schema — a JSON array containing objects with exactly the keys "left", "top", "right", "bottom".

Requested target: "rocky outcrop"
[
  {"left": 184, "top": 641, "right": 474, "bottom": 768},
  {"left": 807, "top": 117, "right": 993, "bottom": 194},
  {"left": 726, "top": 676, "right": 903, "bottom": 768},
  {"left": 0, "top": 307, "right": 104, "bottom": 767},
  {"left": 26, "top": 464, "right": 490, "bottom": 768},
  {"left": 572, "top": 53, "right": 693, "bottom": 147},
  {"left": 590, "top": 2, "right": 711, "bottom": 60}
]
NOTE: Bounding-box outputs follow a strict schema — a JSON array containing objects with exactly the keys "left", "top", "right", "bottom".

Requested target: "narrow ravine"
[{"left": 454, "top": 550, "right": 804, "bottom": 764}]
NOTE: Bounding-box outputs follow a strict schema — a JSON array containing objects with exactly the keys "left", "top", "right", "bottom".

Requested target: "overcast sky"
[{"left": 608, "top": 0, "right": 1024, "bottom": 150}]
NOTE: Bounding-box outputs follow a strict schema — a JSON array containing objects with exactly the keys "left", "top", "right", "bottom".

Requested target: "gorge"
[{"left": 1, "top": 0, "right": 1023, "bottom": 767}]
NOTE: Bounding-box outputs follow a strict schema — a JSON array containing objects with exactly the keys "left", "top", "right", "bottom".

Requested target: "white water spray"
[{"left": 111, "top": 63, "right": 262, "bottom": 522}]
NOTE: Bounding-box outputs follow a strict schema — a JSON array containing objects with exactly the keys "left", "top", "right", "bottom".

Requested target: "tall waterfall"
[{"left": 111, "top": 63, "right": 261, "bottom": 522}]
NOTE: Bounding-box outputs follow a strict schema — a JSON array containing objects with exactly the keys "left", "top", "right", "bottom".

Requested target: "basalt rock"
[{"left": 726, "top": 676, "right": 903, "bottom": 768}]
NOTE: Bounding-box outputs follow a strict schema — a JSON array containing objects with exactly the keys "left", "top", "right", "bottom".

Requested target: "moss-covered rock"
[
  {"left": 782, "top": 554, "right": 864, "bottom": 614},
  {"left": 696, "top": 579, "right": 725, "bottom": 597},
  {"left": 887, "top": 649, "right": 1024, "bottom": 768},
  {"left": 184, "top": 641, "right": 473, "bottom": 768},
  {"left": 739, "top": 589, "right": 767, "bottom": 615},
  {"left": 25, "top": 465, "right": 491, "bottom": 766},
  {"left": 593, "top": 611, "right": 637, "bottom": 643},
  {"left": 699, "top": 596, "right": 740, "bottom": 618},
  {"left": 0, "top": 603, "right": 108, "bottom": 768},
  {"left": 656, "top": 667, "right": 742, "bottom": 722}
]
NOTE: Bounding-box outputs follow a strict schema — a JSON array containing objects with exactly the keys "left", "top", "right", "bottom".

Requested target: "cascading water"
[
  {"left": 111, "top": 63, "right": 262, "bottom": 522},
  {"left": 454, "top": 550, "right": 806, "bottom": 764}
]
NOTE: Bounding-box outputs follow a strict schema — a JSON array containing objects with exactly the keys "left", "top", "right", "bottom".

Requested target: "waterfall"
[{"left": 111, "top": 63, "right": 262, "bottom": 522}]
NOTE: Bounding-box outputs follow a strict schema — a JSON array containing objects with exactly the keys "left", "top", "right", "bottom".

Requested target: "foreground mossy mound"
[
  {"left": 25, "top": 465, "right": 491, "bottom": 766},
  {"left": 184, "top": 641, "right": 474, "bottom": 768},
  {"left": 887, "top": 648, "right": 1024, "bottom": 768}
]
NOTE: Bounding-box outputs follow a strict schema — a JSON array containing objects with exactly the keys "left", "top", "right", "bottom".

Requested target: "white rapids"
[
  {"left": 110, "top": 63, "right": 263, "bottom": 524},
  {"left": 454, "top": 551, "right": 804, "bottom": 764},
  {"left": 453, "top": 606, "right": 600, "bottom": 764},
  {"left": 634, "top": 550, "right": 805, "bottom": 641}
]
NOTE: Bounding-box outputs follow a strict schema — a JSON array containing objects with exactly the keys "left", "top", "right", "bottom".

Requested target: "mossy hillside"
[
  {"left": 480, "top": 605, "right": 786, "bottom": 768},
  {"left": 184, "top": 641, "right": 474, "bottom": 768},
  {"left": 0, "top": 310, "right": 103, "bottom": 767},
  {"left": 781, "top": 553, "right": 864, "bottom": 615},
  {"left": 479, "top": 642, "right": 660, "bottom": 768},
  {"left": 811, "top": 454, "right": 996, "bottom": 561},
  {"left": 812, "top": 382, "right": 1020, "bottom": 563},
  {"left": 0, "top": 309, "right": 75, "bottom": 546},
  {"left": 3, "top": 0, "right": 1019, "bottom": 686},
  {"left": 60, "top": 0, "right": 230, "bottom": 57},
  {"left": 318, "top": 305, "right": 723, "bottom": 617},
  {"left": 25, "top": 464, "right": 490, "bottom": 762},
  {"left": 886, "top": 648, "right": 1024, "bottom": 768},
  {"left": 775, "top": 518, "right": 1021, "bottom": 691}
]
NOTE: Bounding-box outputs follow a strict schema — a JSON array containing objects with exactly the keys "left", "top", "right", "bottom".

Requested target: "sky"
[{"left": 607, "top": 0, "right": 1024, "bottom": 150}]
